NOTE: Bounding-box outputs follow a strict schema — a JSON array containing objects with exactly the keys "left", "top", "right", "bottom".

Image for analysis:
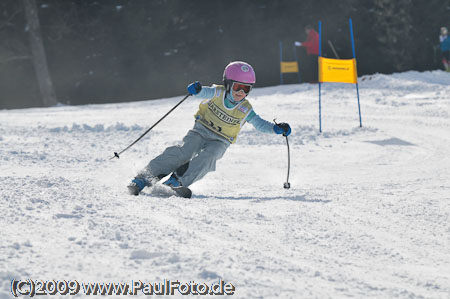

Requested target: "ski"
[
  {"left": 128, "top": 183, "right": 192, "bottom": 198},
  {"left": 170, "top": 186, "right": 192, "bottom": 198}
]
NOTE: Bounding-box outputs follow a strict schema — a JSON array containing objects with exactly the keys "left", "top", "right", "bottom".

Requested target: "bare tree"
[{"left": 22, "top": 0, "right": 57, "bottom": 107}]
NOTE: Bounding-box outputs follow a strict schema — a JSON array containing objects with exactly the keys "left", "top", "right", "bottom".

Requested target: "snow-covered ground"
[{"left": 1, "top": 71, "right": 449, "bottom": 298}]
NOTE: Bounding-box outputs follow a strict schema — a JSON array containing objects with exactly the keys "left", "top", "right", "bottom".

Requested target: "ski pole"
[
  {"left": 274, "top": 119, "right": 291, "bottom": 189},
  {"left": 283, "top": 135, "right": 291, "bottom": 189},
  {"left": 327, "top": 40, "right": 340, "bottom": 59},
  {"left": 110, "top": 93, "right": 192, "bottom": 160}
]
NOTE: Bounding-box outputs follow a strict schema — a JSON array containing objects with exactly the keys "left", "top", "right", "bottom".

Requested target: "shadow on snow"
[{"left": 193, "top": 194, "right": 331, "bottom": 203}]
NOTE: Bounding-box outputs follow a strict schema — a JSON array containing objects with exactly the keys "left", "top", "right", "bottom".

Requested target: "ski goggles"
[{"left": 231, "top": 82, "right": 253, "bottom": 94}]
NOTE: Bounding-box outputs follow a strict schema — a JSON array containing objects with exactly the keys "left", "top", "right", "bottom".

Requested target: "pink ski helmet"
[{"left": 223, "top": 61, "right": 256, "bottom": 91}]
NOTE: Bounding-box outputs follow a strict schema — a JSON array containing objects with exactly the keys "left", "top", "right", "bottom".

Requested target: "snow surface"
[{"left": 1, "top": 71, "right": 450, "bottom": 298}]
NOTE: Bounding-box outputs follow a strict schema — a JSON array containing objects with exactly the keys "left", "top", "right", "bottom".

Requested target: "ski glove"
[
  {"left": 294, "top": 41, "right": 302, "bottom": 46},
  {"left": 273, "top": 122, "right": 291, "bottom": 137},
  {"left": 187, "top": 81, "right": 202, "bottom": 95}
]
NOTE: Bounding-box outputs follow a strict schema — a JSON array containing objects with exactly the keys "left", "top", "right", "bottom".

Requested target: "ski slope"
[{"left": 1, "top": 71, "right": 449, "bottom": 298}]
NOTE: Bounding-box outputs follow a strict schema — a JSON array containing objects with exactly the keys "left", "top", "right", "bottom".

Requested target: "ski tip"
[
  {"left": 172, "top": 186, "right": 192, "bottom": 198},
  {"left": 127, "top": 184, "right": 140, "bottom": 196}
]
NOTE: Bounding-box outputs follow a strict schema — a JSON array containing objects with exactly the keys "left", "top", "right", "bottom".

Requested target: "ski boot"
[
  {"left": 128, "top": 173, "right": 166, "bottom": 196},
  {"left": 163, "top": 173, "right": 182, "bottom": 187},
  {"left": 127, "top": 177, "right": 147, "bottom": 196},
  {"left": 163, "top": 173, "right": 192, "bottom": 198}
]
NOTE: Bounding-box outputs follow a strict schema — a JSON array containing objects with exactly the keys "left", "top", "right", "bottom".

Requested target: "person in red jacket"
[{"left": 295, "top": 25, "right": 319, "bottom": 83}]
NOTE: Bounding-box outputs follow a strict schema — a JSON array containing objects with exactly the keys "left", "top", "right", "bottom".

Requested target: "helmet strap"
[{"left": 224, "top": 79, "right": 231, "bottom": 92}]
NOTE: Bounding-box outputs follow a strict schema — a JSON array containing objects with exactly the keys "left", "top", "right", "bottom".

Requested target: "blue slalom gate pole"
[
  {"left": 279, "top": 41, "right": 283, "bottom": 85},
  {"left": 349, "top": 18, "right": 362, "bottom": 127},
  {"left": 318, "top": 20, "right": 322, "bottom": 133}
]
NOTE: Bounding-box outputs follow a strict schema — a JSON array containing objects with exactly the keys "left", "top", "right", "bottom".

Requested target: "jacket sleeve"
[
  {"left": 194, "top": 86, "right": 217, "bottom": 99},
  {"left": 301, "top": 31, "right": 314, "bottom": 47},
  {"left": 247, "top": 111, "right": 275, "bottom": 134}
]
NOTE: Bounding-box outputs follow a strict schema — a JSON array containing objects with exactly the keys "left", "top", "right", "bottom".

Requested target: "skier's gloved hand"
[
  {"left": 187, "top": 81, "right": 202, "bottom": 95},
  {"left": 294, "top": 41, "right": 302, "bottom": 46},
  {"left": 273, "top": 122, "right": 291, "bottom": 137}
]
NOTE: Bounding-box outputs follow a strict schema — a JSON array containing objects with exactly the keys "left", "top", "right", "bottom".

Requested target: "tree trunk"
[{"left": 22, "top": 0, "right": 57, "bottom": 107}]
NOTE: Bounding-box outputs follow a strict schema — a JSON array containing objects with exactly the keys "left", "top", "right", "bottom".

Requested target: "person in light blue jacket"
[
  {"left": 128, "top": 61, "right": 292, "bottom": 196},
  {"left": 439, "top": 27, "right": 450, "bottom": 72}
]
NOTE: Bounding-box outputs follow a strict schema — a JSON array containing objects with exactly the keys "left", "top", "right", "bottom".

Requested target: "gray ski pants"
[{"left": 142, "top": 122, "right": 230, "bottom": 187}]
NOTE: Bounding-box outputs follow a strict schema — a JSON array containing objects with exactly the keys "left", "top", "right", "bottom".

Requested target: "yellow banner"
[
  {"left": 319, "top": 57, "right": 358, "bottom": 84},
  {"left": 280, "top": 61, "right": 299, "bottom": 73}
]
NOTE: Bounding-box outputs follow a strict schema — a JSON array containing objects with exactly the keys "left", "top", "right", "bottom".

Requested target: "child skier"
[
  {"left": 440, "top": 27, "right": 450, "bottom": 72},
  {"left": 127, "top": 61, "right": 292, "bottom": 196}
]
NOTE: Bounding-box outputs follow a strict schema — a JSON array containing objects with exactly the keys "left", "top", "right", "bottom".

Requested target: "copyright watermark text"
[{"left": 11, "top": 279, "right": 235, "bottom": 296}]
